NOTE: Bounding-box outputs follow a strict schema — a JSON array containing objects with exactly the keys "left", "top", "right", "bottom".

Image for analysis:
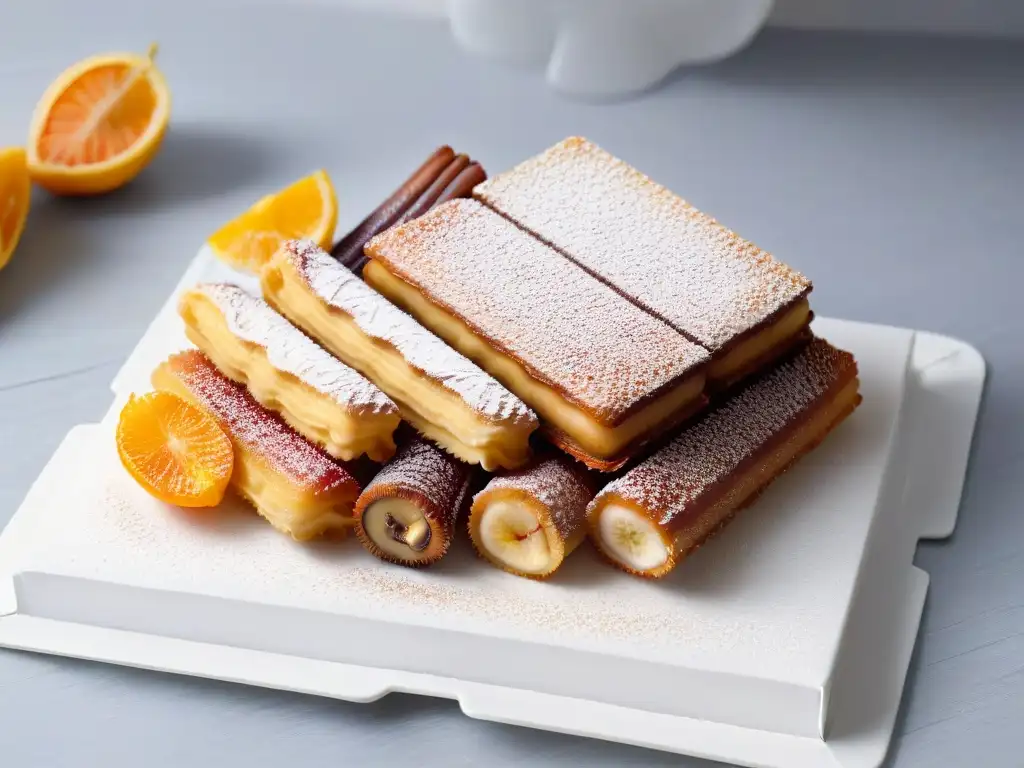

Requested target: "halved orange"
[
  {"left": 0, "top": 147, "right": 31, "bottom": 271},
  {"left": 207, "top": 169, "right": 337, "bottom": 272},
  {"left": 27, "top": 44, "right": 171, "bottom": 196},
  {"left": 116, "top": 391, "right": 233, "bottom": 508}
]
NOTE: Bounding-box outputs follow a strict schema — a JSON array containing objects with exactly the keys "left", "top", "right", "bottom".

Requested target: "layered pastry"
[
  {"left": 354, "top": 435, "right": 473, "bottom": 567},
  {"left": 179, "top": 283, "right": 401, "bottom": 462},
  {"left": 261, "top": 239, "right": 538, "bottom": 471},
  {"left": 474, "top": 137, "right": 813, "bottom": 388},
  {"left": 587, "top": 338, "right": 860, "bottom": 578},
  {"left": 469, "top": 454, "right": 596, "bottom": 579},
  {"left": 332, "top": 145, "right": 486, "bottom": 274},
  {"left": 152, "top": 350, "right": 361, "bottom": 540},
  {"left": 363, "top": 198, "right": 711, "bottom": 471}
]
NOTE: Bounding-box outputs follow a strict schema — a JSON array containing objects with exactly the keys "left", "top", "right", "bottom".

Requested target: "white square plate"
[{"left": 0, "top": 247, "right": 985, "bottom": 768}]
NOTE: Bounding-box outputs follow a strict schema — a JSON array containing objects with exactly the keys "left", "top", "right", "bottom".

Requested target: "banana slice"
[
  {"left": 474, "top": 498, "right": 559, "bottom": 576},
  {"left": 586, "top": 338, "right": 862, "bottom": 579},
  {"left": 469, "top": 455, "right": 595, "bottom": 579},
  {"left": 354, "top": 436, "right": 472, "bottom": 567},
  {"left": 592, "top": 504, "right": 671, "bottom": 575}
]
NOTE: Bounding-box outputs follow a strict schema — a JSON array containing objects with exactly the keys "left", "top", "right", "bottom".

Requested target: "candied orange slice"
[
  {"left": 0, "top": 147, "right": 31, "bottom": 271},
  {"left": 116, "top": 391, "right": 233, "bottom": 508},
  {"left": 27, "top": 44, "right": 171, "bottom": 196},
  {"left": 207, "top": 169, "right": 337, "bottom": 272}
]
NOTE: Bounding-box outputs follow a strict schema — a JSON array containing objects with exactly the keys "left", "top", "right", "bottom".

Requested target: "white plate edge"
[{"left": 0, "top": 324, "right": 986, "bottom": 768}]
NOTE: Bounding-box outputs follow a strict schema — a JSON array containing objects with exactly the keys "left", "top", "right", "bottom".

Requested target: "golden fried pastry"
[
  {"left": 354, "top": 436, "right": 473, "bottom": 567},
  {"left": 261, "top": 239, "right": 538, "bottom": 471},
  {"left": 469, "top": 453, "right": 596, "bottom": 579},
  {"left": 363, "top": 198, "right": 711, "bottom": 472},
  {"left": 474, "top": 137, "right": 813, "bottom": 388},
  {"left": 179, "top": 283, "right": 401, "bottom": 462},
  {"left": 152, "top": 350, "right": 361, "bottom": 540},
  {"left": 587, "top": 338, "right": 861, "bottom": 579}
]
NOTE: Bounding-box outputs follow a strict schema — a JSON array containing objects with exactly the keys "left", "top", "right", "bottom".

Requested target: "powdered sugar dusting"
[
  {"left": 363, "top": 436, "right": 472, "bottom": 520},
  {"left": 283, "top": 240, "right": 536, "bottom": 429},
  {"left": 365, "top": 199, "right": 709, "bottom": 423},
  {"left": 475, "top": 137, "right": 811, "bottom": 351},
  {"left": 194, "top": 283, "right": 396, "bottom": 416},
  {"left": 162, "top": 350, "right": 358, "bottom": 494},
  {"left": 480, "top": 454, "right": 595, "bottom": 540},
  {"left": 342, "top": 566, "right": 754, "bottom": 649},
  {"left": 594, "top": 338, "right": 856, "bottom": 527}
]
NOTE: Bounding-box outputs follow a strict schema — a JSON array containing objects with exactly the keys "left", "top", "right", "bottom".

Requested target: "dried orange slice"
[
  {"left": 116, "top": 391, "right": 233, "bottom": 508},
  {"left": 207, "top": 170, "right": 337, "bottom": 272},
  {"left": 0, "top": 147, "right": 31, "bottom": 271},
  {"left": 27, "top": 44, "right": 171, "bottom": 196}
]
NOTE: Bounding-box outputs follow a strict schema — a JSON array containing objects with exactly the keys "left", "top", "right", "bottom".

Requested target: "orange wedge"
[
  {"left": 0, "top": 147, "right": 31, "bottom": 271},
  {"left": 27, "top": 44, "right": 171, "bottom": 196},
  {"left": 116, "top": 391, "right": 233, "bottom": 508},
  {"left": 207, "top": 170, "right": 337, "bottom": 272}
]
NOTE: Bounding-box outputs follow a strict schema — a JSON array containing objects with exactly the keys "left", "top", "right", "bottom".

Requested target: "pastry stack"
[{"left": 152, "top": 137, "right": 860, "bottom": 580}]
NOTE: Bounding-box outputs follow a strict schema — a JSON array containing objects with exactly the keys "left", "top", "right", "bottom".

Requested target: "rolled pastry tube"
[
  {"left": 354, "top": 436, "right": 473, "bottom": 567},
  {"left": 588, "top": 338, "right": 861, "bottom": 578},
  {"left": 470, "top": 453, "right": 597, "bottom": 579}
]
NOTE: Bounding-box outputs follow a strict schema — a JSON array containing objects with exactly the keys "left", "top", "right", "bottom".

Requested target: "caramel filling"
[
  {"left": 709, "top": 299, "right": 811, "bottom": 384},
  {"left": 363, "top": 260, "right": 706, "bottom": 461},
  {"left": 261, "top": 260, "right": 533, "bottom": 472},
  {"left": 361, "top": 498, "right": 436, "bottom": 564},
  {"left": 152, "top": 364, "right": 358, "bottom": 541},
  {"left": 180, "top": 293, "right": 400, "bottom": 462},
  {"left": 591, "top": 376, "right": 860, "bottom": 577}
]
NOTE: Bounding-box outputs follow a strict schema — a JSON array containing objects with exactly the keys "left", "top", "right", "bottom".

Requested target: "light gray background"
[{"left": 1, "top": 2, "right": 1021, "bottom": 766}]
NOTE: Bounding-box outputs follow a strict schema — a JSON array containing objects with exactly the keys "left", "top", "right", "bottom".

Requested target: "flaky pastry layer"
[
  {"left": 180, "top": 289, "right": 400, "bottom": 462},
  {"left": 232, "top": 455, "right": 357, "bottom": 541},
  {"left": 261, "top": 253, "right": 534, "bottom": 471},
  {"left": 152, "top": 353, "right": 359, "bottom": 541}
]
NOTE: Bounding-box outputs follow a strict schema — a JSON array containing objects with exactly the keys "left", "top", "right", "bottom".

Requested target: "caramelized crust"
[
  {"left": 152, "top": 350, "right": 360, "bottom": 540},
  {"left": 538, "top": 394, "right": 710, "bottom": 473},
  {"left": 474, "top": 136, "right": 812, "bottom": 383},
  {"left": 365, "top": 258, "right": 707, "bottom": 471},
  {"left": 588, "top": 338, "right": 861, "bottom": 578},
  {"left": 365, "top": 199, "right": 709, "bottom": 423},
  {"left": 364, "top": 199, "right": 709, "bottom": 468}
]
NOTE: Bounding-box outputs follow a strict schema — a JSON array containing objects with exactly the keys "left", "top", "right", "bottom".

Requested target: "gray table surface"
[{"left": 1, "top": 2, "right": 1022, "bottom": 766}]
